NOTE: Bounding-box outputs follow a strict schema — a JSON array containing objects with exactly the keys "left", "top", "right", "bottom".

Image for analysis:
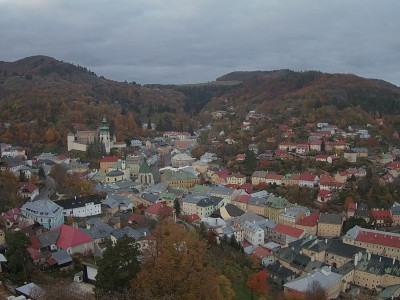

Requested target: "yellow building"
[
  {"left": 161, "top": 170, "right": 200, "bottom": 188},
  {"left": 317, "top": 213, "right": 343, "bottom": 238}
]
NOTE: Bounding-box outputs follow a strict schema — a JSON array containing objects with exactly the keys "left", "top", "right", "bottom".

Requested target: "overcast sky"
[{"left": 1, "top": 0, "right": 399, "bottom": 85}]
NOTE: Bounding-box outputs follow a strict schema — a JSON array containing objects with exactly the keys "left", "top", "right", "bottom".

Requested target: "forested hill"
[
  {"left": 1, "top": 55, "right": 400, "bottom": 153},
  {"left": 0, "top": 56, "right": 193, "bottom": 152},
  {"left": 202, "top": 70, "right": 400, "bottom": 122}
]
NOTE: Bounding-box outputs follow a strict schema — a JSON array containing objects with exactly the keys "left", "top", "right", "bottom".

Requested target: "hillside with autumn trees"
[
  {"left": 0, "top": 56, "right": 194, "bottom": 153},
  {"left": 2, "top": 56, "right": 400, "bottom": 154}
]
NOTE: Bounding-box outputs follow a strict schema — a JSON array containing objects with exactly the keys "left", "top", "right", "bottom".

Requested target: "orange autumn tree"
[
  {"left": 246, "top": 269, "right": 269, "bottom": 296},
  {"left": 132, "top": 221, "right": 223, "bottom": 300}
]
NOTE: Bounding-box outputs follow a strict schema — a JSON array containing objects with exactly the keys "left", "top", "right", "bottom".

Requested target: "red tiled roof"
[
  {"left": 28, "top": 246, "right": 45, "bottom": 260},
  {"left": 319, "top": 174, "right": 336, "bottom": 183},
  {"left": 56, "top": 154, "right": 68, "bottom": 160},
  {"left": 46, "top": 257, "right": 58, "bottom": 265},
  {"left": 266, "top": 174, "right": 283, "bottom": 180},
  {"left": 356, "top": 230, "right": 400, "bottom": 249},
  {"left": 225, "top": 184, "right": 239, "bottom": 189},
  {"left": 318, "top": 190, "right": 331, "bottom": 198},
  {"left": 273, "top": 223, "right": 304, "bottom": 238},
  {"left": 145, "top": 203, "right": 173, "bottom": 216},
  {"left": 2, "top": 207, "right": 21, "bottom": 219},
  {"left": 371, "top": 210, "right": 392, "bottom": 220},
  {"left": 188, "top": 214, "right": 200, "bottom": 221},
  {"left": 252, "top": 246, "right": 272, "bottom": 261},
  {"left": 230, "top": 172, "right": 246, "bottom": 178},
  {"left": 388, "top": 162, "right": 400, "bottom": 169},
  {"left": 53, "top": 224, "right": 93, "bottom": 249},
  {"left": 129, "top": 213, "right": 145, "bottom": 223},
  {"left": 30, "top": 236, "right": 42, "bottom": 250},
  {"left": 299, "top": 173, "right": 317, "bottom": 182},
  {"left": 100, "top": 156, "right": 119, "bottom": 163},
  {"left": 238, "top": 195, "right": 251, "bottom": 203},
  {"left": 316, "top": 155, "right": 329, "bottom": 159},
  {"left": 296, "top": 213, "right": 320, "bottom": 227},
  {"left": 216, "top": 170, "right": 229, "bottom": 179},
  {"left": 18, "top": 182, "right": 38, "bottom": 193}
]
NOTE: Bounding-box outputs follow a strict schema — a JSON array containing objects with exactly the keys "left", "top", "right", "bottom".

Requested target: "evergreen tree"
[
  {"left": 5, "top": 231, "right": 31, "bottom": 279},
  {"left": 38, "top": 167, "right": 46, "bottom": 178},
  {"left": 95, "top": 236, "right": 140, "bottom": 296},
  {"left": 173, "top": 198, "right": 181, "bottom": 216}
]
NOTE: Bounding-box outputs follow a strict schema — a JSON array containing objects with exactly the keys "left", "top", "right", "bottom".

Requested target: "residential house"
[
  {"left": 21, "top": 199, "right": 64, "bottom": 230},
  {"left": 267, "top": 262, "right": 296, "bottom": 285},
  {"left": 145, "top": 203, "right": 173, "bottom": 220},
  {"left": 243, "top": 221, "right": 264, "bottom": 246},
  {"left": 18, "top": 182, "right": 39, "bottom": 200},
  {"left": 232, "top": 194, "right": 250, "bottom": 212},
  {"left": 251, "top": 170, "right": 268, "bottom": 186},
  {"left": 206, "top": 186, "right": 240, "bottom": 204},
  {"left": 295, "top": 213, "right": 320, "bottom": 235},
  {"left": 278, "top": 142, "right": 297, "bottom": 152},
  {"left": 298, "top": 173, "right": 319, "bottom": 188},
  {"left": 53, "top": 224, "right": 94, "bottom": 255},
  {"left": 317, "top": 190, "right": 333, "bottom": 203},
  {"left": 265, "top": 173, "right": 283, "bottom": 186},
  {"left": 247, "top": 196, "right": 268, "bottom": 216},
  {"left": 296, "top": 144, "right": 309, "bottom": 155},
  {"left": 227, "top": 173, "right": 246, "bottom": 185},
  {"left": 317, "top": 213, "right": 343, "bottom": 238},
  {"left": 265, "top": 195, "right": 293, "bottom": 222},
  {"left": 57, "top": 195, "right": 102, "bottom": 218},
  {"left": 279, "top": 205, "right": 310, "bottom": 226},
  {"left": 371, "top": 209, "right": 393, "bottom": 227},
  {"left": 251, "top": 246, "right": 275, "bottom": 266},
  {"left": 99, "top": 156, "right": 119, "bottom": 172},
  {"left": 270, "top": 223, "right": 305, "bottom": 246},
  {"left": 197, "top": 196, "right": 224, "bottom": 218},
  {"left": 309, "top": 139, "right": 322, "bottom": 151}
]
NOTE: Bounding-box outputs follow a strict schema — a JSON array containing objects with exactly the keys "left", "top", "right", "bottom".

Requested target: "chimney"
[
  {"left": 325, "top": 238, "right": 327, "bottom": 244},
  {"left": 354, "top": 254, "right": 358, "bottom": 266},
  {"left": 393, "top": 258, "right": 396, "bottom": 265},
  {"left": 368, "top": 252, "right": 371, "bottom": 261},
  {"left": 379, "top": 257, "right": 382, "bottom": 262}
]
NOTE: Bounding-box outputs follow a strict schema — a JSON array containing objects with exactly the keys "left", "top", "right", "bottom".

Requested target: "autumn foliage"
[{"left": 246, "top": 269, "right": 269, "bottom": 296}]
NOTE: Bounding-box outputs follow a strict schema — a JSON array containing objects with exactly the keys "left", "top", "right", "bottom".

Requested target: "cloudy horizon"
[{"left": 1, "top": 0, "right": 399, "bottom": 85}]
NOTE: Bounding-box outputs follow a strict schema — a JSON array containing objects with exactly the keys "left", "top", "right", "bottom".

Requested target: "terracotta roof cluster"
[{"left": 145, "top": 203, "right": 173, "bottom": 216}]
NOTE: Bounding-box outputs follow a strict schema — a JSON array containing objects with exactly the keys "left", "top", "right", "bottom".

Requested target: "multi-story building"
[
  {"left": 317, "top": 213, "right": 343, "bottom": 238},
  {"left": 243, "top": 221, "right": 264, "bottom": 246},
  {"left": 57, "top": 195, "right": 102, "bottom": 218},
  {"left": 264, "top": 195, "right": 293, "bottom": 222},
  {"left": 161, "top": 170, "right": 200, "bottom": 188},
  {"left": 21, "top": 199, "right": 64, "bottom": 230},
  {"left": 343, "top": 226, "right": 400, "bottom": 260}
]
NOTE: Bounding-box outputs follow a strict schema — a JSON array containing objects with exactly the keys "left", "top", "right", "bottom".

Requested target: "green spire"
[{"left": 139, "top": 160, "right": 152, "bottom": 174}]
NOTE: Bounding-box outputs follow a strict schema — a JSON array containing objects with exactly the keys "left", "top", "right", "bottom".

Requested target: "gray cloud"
[{"left": 1, "top": 0, "right": 399, "bottom": 85}]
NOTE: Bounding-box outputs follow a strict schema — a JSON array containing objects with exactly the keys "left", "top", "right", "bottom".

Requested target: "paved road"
[{"left": 38, "top": 175, "right": 56, "bottom": 199}]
